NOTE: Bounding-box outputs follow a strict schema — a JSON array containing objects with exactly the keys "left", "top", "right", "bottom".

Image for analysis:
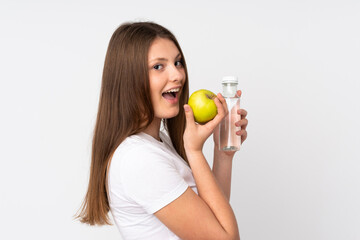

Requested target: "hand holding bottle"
[{"left": 213, "top": 90, "right": 248, "bottom": 154}]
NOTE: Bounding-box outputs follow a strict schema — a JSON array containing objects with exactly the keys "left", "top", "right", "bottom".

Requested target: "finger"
[
  {"left": 236, "top": 90, "right": 242, "bottom": 98},
  {"left": 236, "top": 129, "right": 246, "bottom": 136},
  {"left": 241, "top": 130, "right": 247, "bottom": 144},
  {"left": 217, "top": 93, "right": 228, "bottom": 115},
  {"left": 184, "top": 104, "right": 196, "bottom": 127},
  {"left": 237, "top": 109, "right": 248, "bottom": 119},
  {"left": 235, "top": 119, "right": 248, "bottom": 129},
  {"left": 214, "top": 96, "right": 226, "bottom": 119},
  {"left": 206, "top": 97, "right": 225, "bottom": 129},
  {"left": 235, "top": 130, "right": 247, "bottom": 143}
]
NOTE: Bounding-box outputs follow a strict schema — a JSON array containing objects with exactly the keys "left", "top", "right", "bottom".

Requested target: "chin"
[{"left": 158, "top": 107, "right": 180, "bottom": 119}]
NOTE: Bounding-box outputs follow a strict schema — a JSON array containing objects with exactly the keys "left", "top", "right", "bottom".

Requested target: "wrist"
[
  {"left": 185, "top": 149, "right": 204, "bottom": 159},
  {"left": 184, "top": 142, "right": 204, "bottom": 156},
  {"left": 214, "top": 147, "right": 235, "bottom": 160}
]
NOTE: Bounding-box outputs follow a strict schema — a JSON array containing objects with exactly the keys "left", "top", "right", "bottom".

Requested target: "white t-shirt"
[{"left": 107, "top": 131, "right": 198, "bottom": 240}]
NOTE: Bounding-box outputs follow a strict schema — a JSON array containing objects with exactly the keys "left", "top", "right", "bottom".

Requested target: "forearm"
[
  {"left": 186, "top": 150, "right": 239, "bottom": 239},
  {"left": 212, "top": 148, "right": 234, "bottom": 201}
]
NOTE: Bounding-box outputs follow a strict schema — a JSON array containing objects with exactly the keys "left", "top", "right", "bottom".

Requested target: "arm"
[
  {"left": 212, "top": 149, "right": 234, "bottom": 201},
  {"left": 154, "top": 94, "right": 240, "bottom": 240}
]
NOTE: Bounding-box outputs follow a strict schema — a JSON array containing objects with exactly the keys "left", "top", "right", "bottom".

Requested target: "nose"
[{"left": 168, "top": 64, "right": 184, "bottom": 83}]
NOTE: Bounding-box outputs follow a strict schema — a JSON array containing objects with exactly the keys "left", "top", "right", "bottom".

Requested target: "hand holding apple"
[
  {"left": 183, "top": 93, "right": 228, "bottom": 153},
  {"left": 188, "top": 89, "right": 218, "bottom": 124}
]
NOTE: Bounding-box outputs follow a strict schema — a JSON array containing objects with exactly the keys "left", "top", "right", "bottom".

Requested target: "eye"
[
  {"left": 175, "top": 60, "right": 183, "bottom": 67},
  {"left": 153, "top": 64, "right": 163, "bottom": 70}
]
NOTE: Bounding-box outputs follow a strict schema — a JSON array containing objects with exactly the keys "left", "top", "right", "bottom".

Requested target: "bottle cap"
[{"left": 222, "top": 76, "right": 238, "bottom": 84}]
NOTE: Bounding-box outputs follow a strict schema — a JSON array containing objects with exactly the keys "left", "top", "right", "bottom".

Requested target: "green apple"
[{"left": 188, "top": 89, "right": 217, "bottom": 123}]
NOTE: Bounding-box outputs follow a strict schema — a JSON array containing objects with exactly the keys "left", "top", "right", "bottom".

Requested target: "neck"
[{"left": 142, "top": 117, "right": 162, "bottom": 141}]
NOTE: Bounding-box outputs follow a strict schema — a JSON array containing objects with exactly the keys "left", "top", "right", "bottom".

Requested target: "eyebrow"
[{"left": 149, "top": 53, "right": 182, "bottom": 63}]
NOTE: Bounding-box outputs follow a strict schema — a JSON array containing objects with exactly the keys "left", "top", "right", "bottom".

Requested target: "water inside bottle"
[{"left": 219, "top": 97, "right": 241, "bottom": 151}]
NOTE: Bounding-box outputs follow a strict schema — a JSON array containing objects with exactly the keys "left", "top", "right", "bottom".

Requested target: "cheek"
[
  {"left": 180, "top": 69, "right": 186, "bottom": 79},
  {"left": 148, "top": 79, "right": 162, "bottom": 99},
  {"left": 150, "top": 91, "right": 161, "bottom": 109}
]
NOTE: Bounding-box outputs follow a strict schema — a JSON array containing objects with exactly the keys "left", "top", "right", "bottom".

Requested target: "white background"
[{"left": 1, "top": 0, "right": 359, "bottom": 239}]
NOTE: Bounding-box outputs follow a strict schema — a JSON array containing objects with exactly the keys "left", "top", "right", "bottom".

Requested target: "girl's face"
[{"left": 148, "top": 38, "right": 186, "bottom": 120}]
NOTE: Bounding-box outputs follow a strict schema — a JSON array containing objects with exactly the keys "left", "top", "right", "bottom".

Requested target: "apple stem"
[{"left": 206, "top": 94, "right": 215, "bottom": 99}]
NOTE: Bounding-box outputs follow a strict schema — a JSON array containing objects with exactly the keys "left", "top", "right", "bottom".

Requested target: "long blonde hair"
[{"left": 75, "top": 22, "right": 189, "bottom": 225}]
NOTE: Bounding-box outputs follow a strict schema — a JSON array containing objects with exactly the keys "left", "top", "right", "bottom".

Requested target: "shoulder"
[
  {"left": 110, "top": 133, "right": 174, "bottom": 173},
  {"left": 114, "top": 133, "right": 156, "bottom": 158},
  {"left": 119, "top": 132, "right": 171, "bottom": 156}
]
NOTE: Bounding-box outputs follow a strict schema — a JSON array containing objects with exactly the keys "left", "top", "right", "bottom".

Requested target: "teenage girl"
[{"left": 76, "top": 21, "right": 248, "bottom": 240}]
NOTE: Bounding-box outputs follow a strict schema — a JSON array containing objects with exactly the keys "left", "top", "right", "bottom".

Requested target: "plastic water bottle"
[{"left": 219, "top": 76, "right": 241, "bottom": 151}]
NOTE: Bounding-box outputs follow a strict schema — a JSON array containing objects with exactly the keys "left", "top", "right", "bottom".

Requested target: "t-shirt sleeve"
[{"left": 119, "top": 146, "right": 189, "bottom": 214}]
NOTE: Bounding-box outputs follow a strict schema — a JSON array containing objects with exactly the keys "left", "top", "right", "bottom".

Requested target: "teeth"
[{"left": 165, "top": 88, "right": 180, "bottom": 93}]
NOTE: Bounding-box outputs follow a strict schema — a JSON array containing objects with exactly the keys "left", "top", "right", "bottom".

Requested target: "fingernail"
[{"left": 184, "top": 105, "right": 190, "bottom": 112}]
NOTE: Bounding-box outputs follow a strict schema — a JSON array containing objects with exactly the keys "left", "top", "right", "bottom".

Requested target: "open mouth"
[{"left": 162, "top": 88, "right": 180, "bottom": 100}]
